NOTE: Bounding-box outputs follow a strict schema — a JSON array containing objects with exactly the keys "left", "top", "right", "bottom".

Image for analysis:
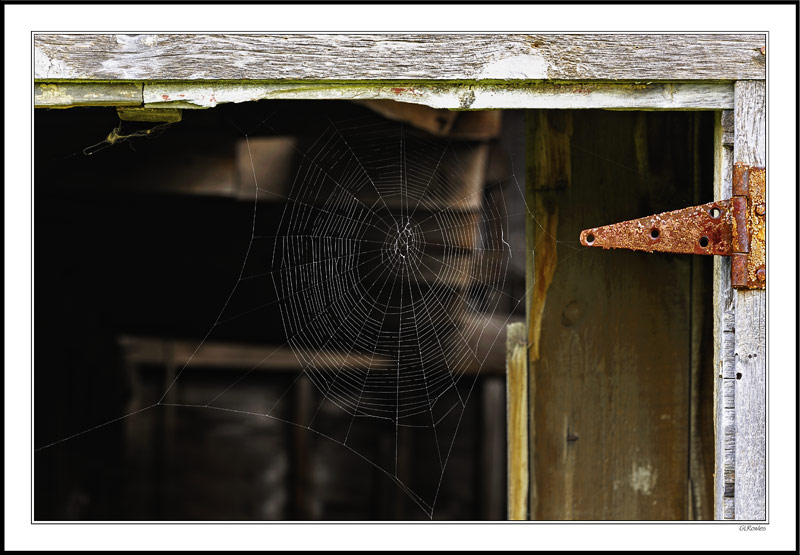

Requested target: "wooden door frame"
[
  {"left": 33, "top": 33, "right": 767, "bottom": 520},
  {"left": 713, "top": 82, "right": 766, "bottom": 520}
]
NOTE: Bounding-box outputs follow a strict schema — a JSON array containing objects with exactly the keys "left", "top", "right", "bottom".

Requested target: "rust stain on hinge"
[
  {"left": 579, "top": 165, "right": 765, "bottom": 290},
  {"left": 579, "top": 201, "right": 733, "bottom": 256},
  {"left": 732, "top": 164, "right": 766, "bottom": 289}
]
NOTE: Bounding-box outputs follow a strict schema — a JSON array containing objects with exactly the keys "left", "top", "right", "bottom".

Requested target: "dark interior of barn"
[{"left": 34, "top": 101, "right": 716, "bottom": 520}]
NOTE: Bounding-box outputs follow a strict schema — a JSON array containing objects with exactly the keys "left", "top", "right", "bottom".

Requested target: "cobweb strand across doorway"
[
  {"left": 35, "top": 103, "right": 584, "bottom": 520},
  {"left": 159, "top": 113, "right": 519, "bottom": 518}
]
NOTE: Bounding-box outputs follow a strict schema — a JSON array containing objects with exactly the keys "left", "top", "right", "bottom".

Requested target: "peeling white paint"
[
  {"left": 139, "top": 82, "right": 734, "bottom": 111},
  {"left": 478, "top": 54, "right": 549, "bottom": 79},
  {"left": 34, "top": 48, "right": 70, "bottom": 80},
  {"left": 630, "top": 462, "right": 657, "bottom": 495},
  {"left": 34, "top": 81, "right": 733, "bottom": 111}
]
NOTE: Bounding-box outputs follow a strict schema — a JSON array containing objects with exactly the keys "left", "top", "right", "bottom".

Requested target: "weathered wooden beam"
[
  {"left": 34, "top": 81, "right": 142, "bottom": 107},
  {"left": 355, "top": 101, "right": 503, "bottom": 139},
  {"left": 142, "top": 81, "right": 736, "bottom": 111},
  {"left": 481, "top": 376, "right": 505, "bottom": 520},
  {"left": 713, "top": 81, "right": 767, "bottom": 521},
  {"left": 731, "top": 80, "right": 766, "bottom": 520},
  {"left": 118, "top": 336, "right": 395, "bottom": 371},
  {"left": 118, "top": 334, "right": 507, "bottom": 376},
  {"left": 33, "top": 81, "right": 737, "bottom": 111},
  {"left": 34, "top": 34, "right": 765, "bottom": 81},
  {"left": 117, "top": 107, "right": 182, "bottom": 123},
  {"left": 506, "top": 322, "right": 528, "bottom": 520},
  {"left": 713, "top": 110, "right": 737, "bottom": 520}
]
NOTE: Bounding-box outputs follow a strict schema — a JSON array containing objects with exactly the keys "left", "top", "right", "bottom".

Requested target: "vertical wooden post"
[
  {"left": 732, "top": 81, "right": 767, "bottom": 520},
  {"left": 523, "top": 111, "right": 571, "bottom": 519},
  {"left": 291, "top": 373, "right": 313, "bottom": 519},
  {"left": 506, "top": 322, "right": 528, "bottom": 520},
  {"left": 713, "top": 109, "right": 736, "bottom": 520},
  {"left": 481, "top": 376, "right": 506, "bottom": 520},
  {"left": 713, "top": 81, "right": 766, "bottom": 520},
  {"left": 160, "top": 340, "right": 177, "bottom": 517}
]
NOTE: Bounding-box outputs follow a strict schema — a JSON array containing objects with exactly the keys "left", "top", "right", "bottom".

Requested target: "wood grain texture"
[
  {"left": 506, "top": 322, "right": 528, "bottom": 520},
  {"left": 34, "top": 34, "right": 765, "bottom": 81},
  {"left": 528, "top": 111, "right": 695, "bottom": 519},
  {"left": 34, "top": 81, "right": 736, "bottom": 110},
  {"left": 713, "top": 110, "right": 736, "bottom": 520},
  {"left": 525, "top": 111, "right": 571, "bottom": 364},
  {"left": 35, "top": 82, "right": 142, "bottom": 107},
  {"left": 732, "top": 80, "right": 766, "bottom": 520}
]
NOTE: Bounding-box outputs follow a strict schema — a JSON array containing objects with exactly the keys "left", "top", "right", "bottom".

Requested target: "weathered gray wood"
[
  {"left": 713, "top": 109, "right": 737, "bottom": 520},
  {"left": 34, "top": 80, "right": 736, "bottom": 110},
  {"left": 34, "top": 34, "right": 765, "bottom": 81},
  {"left": 143, "top": 81, "right": 735, "bottom": 110},
  {"left": 732, "top": 80, "right": 766, "bottom": 520},
  {"left": 34, "top": 81, "right": 142, "bottom": 107}
]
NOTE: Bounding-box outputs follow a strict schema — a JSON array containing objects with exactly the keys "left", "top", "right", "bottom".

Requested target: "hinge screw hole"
[
  {"left": 709, "top": 207, "right": 721, "bottom": 219},
  {"left": 650, "top": 228, "right": 660, "bottom": 239},
  {"left": 699, "top": 236, "right": 709, "bottom": 248},
  {"left": 585, "top": 233, "right": 595, "bottom": 245}
]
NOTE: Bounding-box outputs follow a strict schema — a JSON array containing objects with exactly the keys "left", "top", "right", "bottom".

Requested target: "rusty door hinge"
[{"left": 579, "top": 164, "right": 765, "bottom": 289}]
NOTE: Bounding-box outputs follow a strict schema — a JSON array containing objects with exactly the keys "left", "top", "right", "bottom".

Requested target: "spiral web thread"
[
  {"left": 37, "top": 112, "right": 588, "bottom": 519},
  {"left": 174, "top": 115, "right": 517, "bottom": 518}
]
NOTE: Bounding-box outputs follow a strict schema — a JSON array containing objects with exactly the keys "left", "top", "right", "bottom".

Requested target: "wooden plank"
[
  {"left": 528, "top": 111, "right": 693, "bottom": 519},
  {"left": 355, "top": 101, "right": 502, "bottom": 140},
  {"left": 481, "top": 377, "right": 505, "bottom": 520},
  {"left": 34, "top": 34, "right": 765, "bottom": 81},
  {"left": 525, "top": 111, "right": 570, "bottom": 362},
  {"left": 117, "top": 107, "right": 182, "bottom": 123},
  {"left": 34, "top": 81, "right": 142, "bottom": 107},
  {"left": 524, "top": 110, "right": 569, "bottom": 519},
  {"left": 237, "top": 137, "right": 298, "bottom": 200},
  {"left": 290, "top": 374, "right": 313, "bottom": 519},
  {"left": 33, "top": 81, "right": 736, "bottom": 111},
  {"left": 713, "top": 109, "right": 736, "bottom": 520},
  {"left": 142, "top": 81, "right": 735, "bottom": 111},
  {"left": 117, "top": 335, "right": 506, "bottom": 376},
  {"left": 117, "top": 336, "right": 395, "bottom": 371},
  {"left": 713, "top": 111, "right": 735, "bottom": 518},
  {"left": 506, "top": 322, "right": 528, "bottom": 520},
  {"left": 732, "top": 80, "right": 766, "bottom": 520},
  {"left": 160, "top": 342, "right": 178, "bottom": 518}
]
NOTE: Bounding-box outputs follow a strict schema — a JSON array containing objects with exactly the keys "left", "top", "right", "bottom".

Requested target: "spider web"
[
  {"left": 34, "top": 107, "right": 588, "bottom": 520},
  {"left": 155, "top": 114, "right": 520, "bottom": 518},
  {"left": 34, "top": 105, "right": 710, "bottom": 521}
]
